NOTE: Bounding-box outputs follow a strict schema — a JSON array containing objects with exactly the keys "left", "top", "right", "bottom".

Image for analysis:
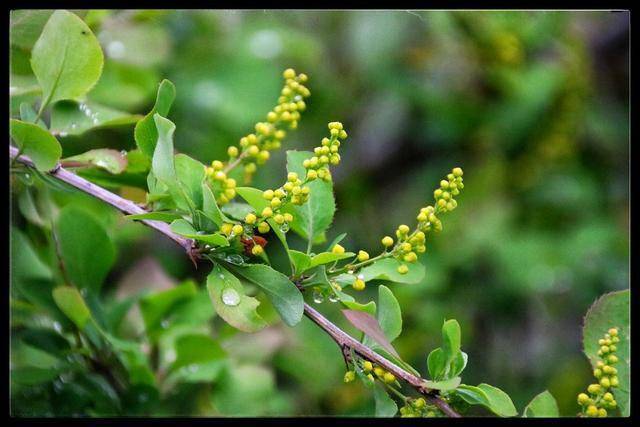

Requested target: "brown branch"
[{"left": 9, "top": 145, "right": 460, "bottom": 418}]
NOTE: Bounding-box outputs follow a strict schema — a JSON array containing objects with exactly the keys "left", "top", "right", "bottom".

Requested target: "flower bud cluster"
[
  {"left": 205, "top": 160, "right": 237, "bottom": 205},
  {"left": 578, "top": 328, "right": 621, "bottom": 418},
  {"left": 251, "top": 171, "right": 308, "bottom": 233},
  {"left": 302, "top": 122, "right": 347, "bottom": 183},
  {"left": 207, "top": 68, "right": 311, "bottom": 205},
  {"left": 375, "top": 167, "right": 464, "bottom": 275},
  {"left": 399, "top": 398, "right": 439, "bottom": 418}
]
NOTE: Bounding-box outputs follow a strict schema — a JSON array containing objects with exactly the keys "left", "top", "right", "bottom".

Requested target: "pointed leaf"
[
  {"left": 341, "top": 309, "right": 399, "bottom": 357},
  {"left": 62, "top": 149, "right": 128, "bottom": 174},
  {"left": 52, "top": 286, "right": 91, "bottom": 329},
  {"left": 358, "top": 258, "right": 425, "bottom": 285},
  {"left": 374, "top": 385, "right": 398, "bottom": 417},
  {"left": 377, "top": 285, "right": 402, "bottom": 342},
  {"left": 50, "top": 100, "right": 140, "bottom": 136},
  {"left": 170, "top": 219, "right": 228, "bottom": 246},
  {"left": 135, "top": 79, "right": 176, "bottom": 158}
]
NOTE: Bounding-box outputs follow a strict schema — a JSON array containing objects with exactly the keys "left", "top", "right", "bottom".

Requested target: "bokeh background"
[{"left": 11, "top": 10, "right": 629, "bottom": 416}]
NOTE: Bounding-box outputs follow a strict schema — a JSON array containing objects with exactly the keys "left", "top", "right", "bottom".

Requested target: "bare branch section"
[{"left": 9, "top": 145, "right": 460, "bottom": 418}]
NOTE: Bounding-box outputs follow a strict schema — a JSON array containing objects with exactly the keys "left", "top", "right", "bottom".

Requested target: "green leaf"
[
  {"left": 377, "top": 285, "right": 402, "bottom": 343},
  {"left": 523, "top": 390, "right": 559, "bottom": 417},
  {"left": 21, "top": 329, "right": 71, "bottom": 358},
  {"left": 52, "top": 286, "right": 91, "bottom": 329},
  {"left": 582, "top": 290, "right": 629, "bottom": 416},
  {"left": 308, "top": 251, "right": 355, "bottom": 269},
  {"left": 289, "top": 250, "right": 312, "bottom": 273},
  {"left": 62, "top": 149, "right": 128, "bottom": 174},
  {"left": 139, "top": 282, "right": 198, "bottom": 341},
  {"left": 341, "top": 300, "right": 376, "bottom": 316},
  {"left": 125, "top": 212, "right": 183, "bottom": 222},
  {"left": 424, "top": 376, "right": 461, "bottom": 391},
  {"left": 358, "top": 258, "right": 425, "bottom": 285},
  {"left": 459, "top": 383, "right": 517, "bottom": 417},
  {"left": 284, "top": 150, "right": 336, "bottom": 244},
  {"left": 373, "top": 385, "right": 398, "bottom": 417},
  {"left": 10, "top": 119, "right": 62, "bottom": 171},
  {"left": 220, "top": 202, "right": 253, "bottom": 221},
  {"left": 427, "top": 348, "right": 446, "bottom": 380},
  {"left": 202, "top": 183, "right": 229, "bottom": 227},
  {"left": 442, "top": 319, "right": 461, "bottom": 367},
  {"left": 175, "top": 154, "right": 205, "bottom": 211},
  {"left": 206, "top": 263, "right": 266, "bottom": 333},
  {"left": 135, "top": 79, "right": 176, "bottom": 158},
  {"left": 50, "top": 100, "right": 140, "bottom": 136},
  {"left": 170, "top": 219, "right": 228, "bottom": 246},
  {"left": 31, "top": 10, "right": 104, "bottom": 105},
  {"left": 10, "top": 226, "right": 51, "bottom": 285},
  {"left": 104, "top": 334, "right": 156, "bottom": 386},
  {"left": 228, "top": 264, "right": 304, "bottom": 327},
  {"left": 56, "top": 205, "right": 116, "bottom": 294},
  {"left": 170, "top": 333, "right": 226, "bottom": 372}
]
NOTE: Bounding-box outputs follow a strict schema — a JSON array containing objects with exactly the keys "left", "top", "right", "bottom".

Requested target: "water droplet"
[
  {"left": 78, "top": 103, "right": 87, "bottom": 112},
  {"left": 187, "top": 364, "right": 199, "bottom": 373},
  {"left": 312, "top": 289, "right": 324, "bottom": 304},
  {"left": 328, "top": 293, "right": 339, "bottom": 303},
  {"left": 160, "top": 320, "right": 170, "bottom": 329},
  {"left": 294, "top": 95, "right": 302, "bottom": 102},
  {"left": 120, "top": 150, "right": 127, "bottom": 155},
  {"left": 225, "top": 254, "right": 245, "bottom": 265},
  {"left": 53, "top": 322, "right": 62, "bottom": 333},
  {"left": 107, "top": 40, "right": 126, "bottom": 59},
  {"left": 218, "top": 273, "right": 225, "bottom": 280},
  {"left": 279, "top": 223, "right": 290, "bottom": 233},
  {"left": 357, "top": 274, "right": 365, "bottom": 280},
  {"left": 347, "top": 270, "right": 354, "bottom": 275},
  {"left": 221, "top": 288, "right": 240, "bottom": 306}
]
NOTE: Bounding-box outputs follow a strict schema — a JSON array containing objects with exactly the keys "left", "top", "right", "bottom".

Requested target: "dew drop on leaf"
[
  {"left": 280, "top": 223, "right": 290, "bottom": 233},
  {"left": 225, "top": 254, "right": 244, "bottom": 265},
  {"left": 313, "top": 289, "right": 324, "bottom": 304},
  {"left": 328, "top": 293, "right": 339, "bottom": 303},
  {"left": 221, "top": 288, "right": 240, "bottom": 306}
]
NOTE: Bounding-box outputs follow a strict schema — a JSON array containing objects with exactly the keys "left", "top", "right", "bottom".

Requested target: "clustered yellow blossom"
[
  {"left": 578, "top": 327, "right": 621, "bottom": 418},
  {"left": 302, "top": 122, "right": 347, "bottom": 183},
  {"left": 205, "top": 160, "right": 237, "bottom": 205},
  {"left": 206, "top": 68, "right": 311, "bottom": 206},
  {"left": 378, "top": 167, "right": 464, "bottom": 275}
]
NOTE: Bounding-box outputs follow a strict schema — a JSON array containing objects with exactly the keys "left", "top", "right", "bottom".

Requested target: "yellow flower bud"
[
  {"left": 587, "top": 384, "right": 601, "bottom": 394},
  {"left": 343, "top": 371, "right": 355, "bottom": 383},
  {"left": 357, "top": 250, "right": 369, "bottom": 262},
  {"left": 577, "top": 393, "right": 590, "bottom": 405},
  {"left": 262, "top": 207, "right": 273, "bottom": 218},
  {"left": 258, "top": 222, "right": 270, "bottom": 234},
  {"left": 382, "top": 236, "right": 394, "bottom": 247},
  {"left": 453, "top": 167, "right": 463, "bottom": 177},
  {"left": 353, "top": 279, "right": 366, "bottom": 291},
  {"left": 599, "top": 377, "right": 611, "bottom": 388},
  {"left": 397, "top": 264, "right": 409, "bottom": 274},
  {"left": 373, "top": 367, "right": 385, "bottom": 377},
  {"left": 284, "top": 213, "right": 294, "bottom": 223},
  {"left": 404, "top": 252, "right": 418, "bottom": 263},
  {"left": 585, "top": 405, "right": 598, "bottom": 417},
  {"left": 332, "top": 244, "right": 345, "bottom": 254},
  {"left": 251, "top": 245, "right": 264, "bottom": 256},
  {"left": 307, "top": 169, "right": 318, "bottom": 180},
  {"left": 274, "top": 214, "right": 285, "bottom": 224},
  {"left": 383, "top": 372, "right": 396, "bottom": 384},
  {"left": 608, "top": 328, "right": 618, "bottom": 337},
  {"left": 232, "top": 224, "right": 244, "bottom": 236},
  {"left": 225, "top": 178, "right": 237, "bottom": 188},
  {"left": 220, "top": 223, "right": 233, "bottom": 236},
  {"left": 270, "top": 197, "right": 281, "bottom": 208},
  {"left": 245, "top": 213, "right": 257, "bottom": 224},
  {"left": 283, "top": 68, "right": 296, "bottom": 79},
  {"left": 263, "top": 189, "right": 274, "bottom": 200},
  {"left": 362, "top": 361, "right": 373, "bottom": 372}
]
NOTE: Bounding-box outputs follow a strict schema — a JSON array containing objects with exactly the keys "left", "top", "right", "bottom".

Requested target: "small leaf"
[
  {"left": 52, "top": 286, "right": 91, "bottom": 329},
  {"left": 135, "top": 79, "right": 176, "bottom": 158},
  {"left": 229, "top": 263, "right": 304, "bottom": 327},
  {"left": 62, "top": 149, "right": 128, "bottom": 174},
  {"left": 170, "top": 333, "right": 226, "bottom": 372},
  {"left": 175, "top": 154, "right": 205, "bottom": 210},
  {"left": 427, "top": 348, "right": 446, "bottom": 380},
  {"left": 476, "top": 383, "right": 518, "bottom": 417},
  {"left": 220, "top": 202, "right": 253, "bottom": 221},
  {"left": 19, "top": 102, "right": 47, "bottom": 129},
  {"left": 424, "top": 376, "right": 461, "bottom": 391},
  {"left": 374, "top": 385, "right": 398, "bottom": 417},
  {"left": 341, "top": 309, "right": 399, "bottom": 357},
  {"left": 325, "top": 233, "right": 347, "bottom": 252},
  {"left": 169, "top": 219, "right": 228, "bottom": 246},
  {"left": 377, "top": 285, "right": 402, "bottom": 342},
  {"left": 50, "top": 100, "right": 140, "bottom": 136},
  {"left": 10, "top": 119, "right": 62, "bottom": 171},
  {"left": 31, "top": 10, "right": 104, "bottom": 105},
  {"left": 442, "top": 319, "right": 461, "bottom": 367},
  {"left": 358, "top": 258, "right": 425, "bottom": 285},
  {"left": 289, "top": 250, "right": 312, "bottom": 273},
  {"left": 582, "top": 290, "right": 629, "bottom": 415},
  {"left": 206, "top": 263, "right": 266, "bottom": 333},
  {"left": 202, "top": 183, "right": 229, "bottom": 227},
  {"left": 341, "top": 300, "right": 376, "bottom": 316},
  {"left": 308, "top": 251, "right": 355, "bottom": 269},
  {"left": 523, "top": 390, "right": 559, "bottom": 417},
  {"left": 10, "top": 10, "right": 53, "bottom": 50},
  {"left": 57, "top": 205, "right": 115, "bottom": 294}
]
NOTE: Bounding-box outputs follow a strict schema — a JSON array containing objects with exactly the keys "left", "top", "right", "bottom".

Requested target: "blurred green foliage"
[{"left": 10, "top": 10, "right": 628, "bottom": 416}]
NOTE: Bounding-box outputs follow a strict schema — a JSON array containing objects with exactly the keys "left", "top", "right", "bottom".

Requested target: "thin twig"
[{"left": 9, "top": 145, "right": 461, "bottom": 418}]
